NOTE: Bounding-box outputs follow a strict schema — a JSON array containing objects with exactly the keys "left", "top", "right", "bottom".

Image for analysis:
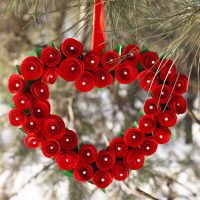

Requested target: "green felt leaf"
[
  {"left": 9, "top": 103, "right": 15, "bottom": 108},
  {"left": 136, "top": 62, "right": 143, "bottom": 72},
  {"left": 171, "top": 131, "right": 176, "bottom": 141},
  {"left": 16, "top": 65, "right": 21, "bottom": 75},
  {"left": 62, "top": 170, "right": 74, "bottom": 178},
  {"left": 144, "top": 160, "right": 148, "bottom": 166},
  {"left": 28, "top": 51, "right": 36, "bottom": 56},
  {"left": 35, "top": 47, "right": 42, "bottom": 58},
  {"left": 117, "top": 130, "right": 124, "bottom": 137},
  {"left": 132, "top": 121, "right": 139, "bottom": 128},
  {"left": 50, "top": 42, "right": 57, "bottom": 48},
  {"left": 138, "top": 110, "right": 144, "bottom": 120},
  {"left": 88, "top": 179, "right": 106, "bottom": 193},
  {"left": 141, "top": 45, "right": 149, "bottom": 53},
  {"left": 114, "top": 44, "right": 122, "bottom": 56},
  {"left": 160, "top": 52, "right": 167, "bottom": 61},
  {"left": 24, "top": 109, "right": 30, "bottom": 115},
  {"left": 19, "top": 128, "right": 25, "bottom": 133}
]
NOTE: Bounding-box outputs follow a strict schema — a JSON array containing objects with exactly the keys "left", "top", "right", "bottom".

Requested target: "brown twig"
[{"left": 187, "top": 107, "right": 200, "bottom": 124}]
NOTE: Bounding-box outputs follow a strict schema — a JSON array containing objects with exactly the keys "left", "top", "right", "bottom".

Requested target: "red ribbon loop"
[{"left": 92, "top": 0, "right": 106, "bottom": 54}]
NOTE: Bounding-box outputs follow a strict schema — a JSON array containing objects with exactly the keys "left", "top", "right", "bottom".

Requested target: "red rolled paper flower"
[
  {"left": 30, "top": 81, "right": 49, "bottom": 100},
  {"left": 94, "top": 69, "right": 113, "bottom": 88},
  {"left": 139, "top": 115, "right": 157, "bottom": 133},
  {"left": 138, "top": 70, "right": 159, "bottom": 91},
  {"left": 152, "top": 84, "right": 171, "bottom": 104},
  {"left": 92, "top": 170, "right": 113, "bottom": 189},
  {"left": 9, "top": 109, "right": 26, "bottom": 126},
  {"left": 96, "top": 150, "right": 116, "bottom": 171},
  {"left": 124, "top": 149, "right": 145, "bottom": 170},
  {"left": 42, "top": 67, "right": 58, "bottom": 84},
  {"left": 124, "top": 128, "right": 145, "bottom": 147},
  {"left": 169, "top": 94, "right": 187, "bottom": 114},
  {"left": 56, "top": 151, "right": 79, "bottom": 170},
  {"left": 170, "top": 73, "right": 188, "bottom": 94},
  {"left": 59, "top": 129, "right": 78, "bottom": 150},
  {"left": 141, "top": 139, "right": 158, "bottom": 156},
  {"left": 58, "top": 58, "right": 84, "bottom": 82},
  {"left": 24, "top": 133, "right": 42, "bottom": 149},
  {"left": 30, "top": 100, "right": 50, "bottom": 120},
  {"left": 41, "top": 139, "right": 60, "bottom": 158},
  {"left": 111, "top": 161, "right": 129, "bottom": 181},
  {"left": 144, "top": 98, "right": 161, "bottom": 116},
  {"left": 78, "top": 144, "right": 97, "bottom": 164},
  {"left": 141, "top": 51, "right": 160, "bottom": 71},
  {"left": 8, "top": 74, "right": 27, "bottom": 93},
  {"left": 20, "top": 56, "right": 44, "bottom": 80},
  {"left": 115, "top": 63, "right": 138, "bottom": 84},
  {"left": 40, "top": 46, "right": 61, "bottom": 67},
  {"left": 74, "top": 163, "right": 94, "bottom": 182},
  {"left": 159, "top": 59, "right": 176, "bottom": 81},
  {"left": 157, "top": 110, "right": 177, "bottom": 127},
  {"left": 13, "top": 92, "right": 32, "bottom": 110},
  {"left": 42, "top": 115, "right": 65, "bottom": 140},
  {"left": 101, "top": 50, "right": 120, "bottom": 71},
  {"left": 108, "top": 137, "right": 128, "bottom": 158},
  {"left": 122, "top": 44, "right": 141, "bottom": 65},
  {"left": 153, "top": 127, "right": 171, "bottom": 144},
  {"left": 83, "top": 50, "right": 100, "bottom": 70},
  {"left": 22, "top": 116, "right": 41, "bottom": 134},
  {"left": 61, "top": 38, "right": 83, "bottom": 58},
  {"left": 75, "top": 71, "right": 95, "bottom": 92}
]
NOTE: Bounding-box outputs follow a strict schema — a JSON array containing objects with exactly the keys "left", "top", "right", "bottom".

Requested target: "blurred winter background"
[{"left": 0, "top": 0, "right": 200, "bottom": 200}]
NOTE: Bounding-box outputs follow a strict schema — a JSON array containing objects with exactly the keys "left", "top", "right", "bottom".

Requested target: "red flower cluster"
[{"left": 8, "top": 38, "right": 188, "bottom": 189}]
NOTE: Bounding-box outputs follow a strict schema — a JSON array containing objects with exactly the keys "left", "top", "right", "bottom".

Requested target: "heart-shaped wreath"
[{"left": 7, "top": 0, "right": 188, "bottom": 190}]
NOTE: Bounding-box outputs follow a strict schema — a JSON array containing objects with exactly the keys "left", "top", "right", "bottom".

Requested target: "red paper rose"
[
  {"left": 30, "top": 100, "right": 50, "bottom": 120},
  {"left": 41, "top": 139, "right": 60, "bottom": 158},
  {"left": 141, "top": 139, "right": 158, "bottom": 156},
  {"left": 30, "top": 81, "right": 49, "bottom": 100},
  {"left": 20, "top": 56, "right": 44, "bottom": 80},
  {"left": 153, "top": 127, "right": 171, "bottom": 144},
  {"left": 8, "top": 74, "right": 27, "bottom": 93},
  {"left": 115, "top": 63, "right": 138, "bottom": 84},
  {"left": 13, "top": 92, "right": 32, "bottom": 110},
  {"left": 157, "top": 110, "right": 177, "bottom": 127},
  {"left": 169, "top": 94, "right": 187, "bottom": 114},
  {"left": 139, "top": 115, "right": 157, "bottom": 133},
  {"left": 9, "top": 109, "right": 26, "bottom": 126},
  {"left": 40, "top": 46, "right": 61, "bottom": 67},
  {"left": 101, "top": 50, "right": 120, "bottom": 71},
  {"left": 61, "top": 38, "right": 83, "bottom": 58},
  {"left": 22, "top": 116, "right": 41, "bottom": 134},
  {"left": 122, "top": 44, "right": 141, "bottom": 65},
  {"left": 42, "top": 67, "right": 58, "bottom": 84},
  {"left": 141, "top": 51, "right": 160, "bottom": 71},
  {"left": 159, "top": 59, "right": 176, "bottom": 81},
  {"left": 75, "top": 71, "right": 95, "bottom": 92},
  {"left": 144, "top": 98, "right": 161, "bottom": 116},
  {"left": 78, "top": 144, "right": 97, "bottom": 164},
  {"left": 138, "top": 70, "right": 159, "bottom": 91},
  {"left": 94, "top": 69, "right": 113, "bottom": 88},
  {"left": 42, "top": 115, "right": 65, "bottom": 140},
  {"left": 152, "top": 84, "right": 171, "bottom": 104},
  {"left": 170, "top": 73, "right": 188, "bottom": 94},
  {"left": 74, "top": 163, "right": 94, "bottom": 182},
  {"left": 83, "top": 50, "right": 100, "bottom": 70},
  {"left": 56, "top": 151, "right": 79, "bottom": 170},
  {"left": 24, "top": 133, "right": 41, "bottom": 149},
  {"left": 124, "top": 128, "right": 145, "bottom": 147},
  {"left": 111, "top": 161, "right": 129, "bottom": 181},
  {"left": 109, "top": 137, "right": 128, "bottom": 158},
  {"left": 58, "top": 58, "right": 84, "bottom": 81},
  {"left": 124, "top": 149, "right": 145, "bottom": 170},
  {"left": 96, "top": 150, "right": 116, "bottom": 171},
  {"left": 59, "top": 129, "right": 78, "bottom": 150},
  {"left": 92, "top": 170, "right": 113, "bottom": 189}
]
